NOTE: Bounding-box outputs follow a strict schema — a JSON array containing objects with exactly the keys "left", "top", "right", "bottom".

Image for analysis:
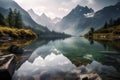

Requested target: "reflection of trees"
[
  {"left": 0, "top": 39, "right": 34, "bottom": 51},
  {"left": 25, "top": 37, "right": 68, "bottom": 52},
  {"left": 87, "top": 38, "right": 94, "bottom": 45},
  {"left": 95, "top": 39, "right": 120, "bottom": 52},
  {"left": 94, "top": 40, "right": 120, "bottom": 74},
  {"left": 0, "top": 39, "right": 35, "bottom": 69}
]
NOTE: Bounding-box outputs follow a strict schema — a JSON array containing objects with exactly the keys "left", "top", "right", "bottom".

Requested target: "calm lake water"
[{"left": 13, "top": 37, "right": 120, "bottom": 80}]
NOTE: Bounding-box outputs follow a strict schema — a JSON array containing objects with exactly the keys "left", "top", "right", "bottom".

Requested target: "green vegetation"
[
  {"left": 0, "top": 27, "right": 37, "bottom": 39},
  {"left": 103, "top": 18, "right": 120, "bottom": 29},
  {"left": 0, "top": 13, "right": 6, "bottom": 26},
  {"left": 0, "top": 39, "right": 34, "bottom": 50},
  {"left": 7, "top": 8, "right": 24, "bottom": 28},
  {"left": 95, "top": 18, "right": 120, "bottom": 33},
  {"left": 0, "top": 8, "right": 37, "bottom": 40},
  {"left": 0, "top": 8, "right": 24, "bottom": 28},
  {"left": 86, "top": 27, "right": 95, "bottom": 37},
  {"left": 85, "top": 18, "right": 120, "bottom": 40}
]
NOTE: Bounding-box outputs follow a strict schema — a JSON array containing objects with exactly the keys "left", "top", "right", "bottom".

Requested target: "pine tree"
[
  {"left": 109, "top": 18, "right": 114, "bottom": 27},
  {"left": 116, "top": 18, "right": 120, "bottom": 25},
  {"left": 88, "top": 27, "right": 94, "bottom": 36},
  {"left": 7, "top": 8, "right": 24, "bottom": 28},
  {"left": 90, "top": 27, "right": 94, "bottom": 33},
  {"left": 0, "top": 13, "right": 6, "bottom": 26},
  {"left": 7, "top": 8, "right": 15, "bottom": 28},
  {"left": 103, "top": 22, "right": 108, "bottom": 28},
  {"left": 14, "top": 9, "right": 17, "bottom": 27},
  {"left": 14, "top": 10, "right": 24, "bottom": 28}
]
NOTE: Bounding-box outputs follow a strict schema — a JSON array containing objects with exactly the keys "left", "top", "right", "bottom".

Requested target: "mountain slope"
[
  {"left": 55, "top": 5, "right": 94, "bottom": 35},
  {"left": 28, "top": 9, "right": 61, "bottom": 31},
  {"left": 91, "top": 2, "right": 120, "bottom": 28},
  {"left": 0, "top": 0, "right": 47, "bottom": 32},
  {"left": 52, "top": 17, "right": 61, "bottom": 24},
  {"left": 28, "top": 9, "right": 54, "bottom": 30},
  {"left": 80, "top": 2, "right": 120, "bottom": 35},
  {"left": 0, "top": 7, "right": 8, "bottom": 16},
  {"left": 56, "top": 2, "right": 120, "bottom": 35}
]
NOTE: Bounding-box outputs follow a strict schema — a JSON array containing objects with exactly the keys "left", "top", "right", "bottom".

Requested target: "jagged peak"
[
  {"left": 41, "top": 13, "right": 46, "bottom": 17},
  {"left": 76, "top": 5, "right": 82, "bottom": 8},
  {"left": 75, "top": 5, "right": 84, "bottom": 9},
  {"left": 28, "top": 9, "right": 34, "bottom": 12},
  {"left": 40, "top": 13, "right": 52, "bottom": 20},
  {"left": 74, "top": 5, "right": 93, "bottom": 11},
  {"left": 73, "top": 5, "right": 94, "bottom": 13},
  {"left": 85, "top": 6, "right": 89, "bottom": 9}
]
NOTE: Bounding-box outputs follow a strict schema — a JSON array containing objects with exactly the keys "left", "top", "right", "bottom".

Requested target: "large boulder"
[{"left": 0, "top": 54, "right": 16, "bottom": 80}]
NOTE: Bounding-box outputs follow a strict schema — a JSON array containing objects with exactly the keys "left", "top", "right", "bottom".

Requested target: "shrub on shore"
[{"left": 0, "top": 26, "right": 37, "bottom": 39}]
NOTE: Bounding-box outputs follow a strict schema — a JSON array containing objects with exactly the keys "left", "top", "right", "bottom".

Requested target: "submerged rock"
[
  {"left": 8, "top": 45, "right": 24, "bottom": 54},
  {"left": 80, "top": 73, "right": 102, "bottom": 80},
  {"left": 0, "top": 54, "right": 16, "bottom": 80}
]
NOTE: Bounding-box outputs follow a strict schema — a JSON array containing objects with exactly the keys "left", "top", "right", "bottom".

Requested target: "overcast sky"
[{"left": 14, "top": 0, "right": 119, "bottom": 19}]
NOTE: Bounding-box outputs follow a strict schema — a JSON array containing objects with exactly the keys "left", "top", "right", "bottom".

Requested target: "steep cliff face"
[
  {"left": 28, "top": 9, "right": 54, "bottom": 31},
  {"left": 55, "top": 2, "right": 120, "bottom": 35},
  {"left": 55, "top": 5, "right": 94, "bottom": 35}
]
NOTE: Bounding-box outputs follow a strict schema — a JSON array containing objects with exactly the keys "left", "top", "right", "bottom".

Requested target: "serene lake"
[{"left": 12, "top": 37, "right": 120, "bottom": 80}]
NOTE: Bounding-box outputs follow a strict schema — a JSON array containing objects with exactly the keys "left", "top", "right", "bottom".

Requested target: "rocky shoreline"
[
  {"left": 0, "top": 44, "right": 120, "bottom": 80},
  {"left": 0, "top": 45, "right": 33, "bottom": 80},
  {"left": 0, "top": 56, "right": 102, "bottom": 80},
  {"left": 0, "top": 54, "right": 16, "bottom": 80},
  {"left": 0, "top": 45, "right": 102, "bottom": 80}
]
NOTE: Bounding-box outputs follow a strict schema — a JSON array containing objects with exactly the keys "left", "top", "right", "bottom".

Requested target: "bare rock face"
[{"left": 0, "top": 54, "right": 16, "bottom": 80}]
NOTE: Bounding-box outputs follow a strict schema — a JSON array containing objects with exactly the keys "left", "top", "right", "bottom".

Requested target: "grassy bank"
[
  {"left": 93, "top": 25, "right": 120, "bottom": 40},
  {"left": 0, "top": 26, "right": 37, "bottom": 39},
  {"left": 85, "top": 25, "right": 120, "bottom": 40}
]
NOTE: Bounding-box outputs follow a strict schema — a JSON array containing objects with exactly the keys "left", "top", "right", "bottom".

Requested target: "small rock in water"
[{"left": 8, "top": 45, "right": 24, "bottom": 54}]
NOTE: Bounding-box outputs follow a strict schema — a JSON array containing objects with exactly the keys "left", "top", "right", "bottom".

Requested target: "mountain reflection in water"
[
  {"left": 13, "top": 52, "right": 116, "bottom": 80},
  {"left": 12, "top": 37, "right": 120, "bottom": 80}
]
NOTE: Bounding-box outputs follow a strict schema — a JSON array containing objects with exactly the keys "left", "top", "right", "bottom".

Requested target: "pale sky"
[{"left": 14, "top": 0, "right": 119, "bottom": 19}]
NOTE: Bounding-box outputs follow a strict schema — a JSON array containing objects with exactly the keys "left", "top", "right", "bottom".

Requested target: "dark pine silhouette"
[
  {"left": 7, "top": 8, "right": 24, "bottom": 28},
  {"left": 0, "top": 13, "right": 6, "bottom": 26}
]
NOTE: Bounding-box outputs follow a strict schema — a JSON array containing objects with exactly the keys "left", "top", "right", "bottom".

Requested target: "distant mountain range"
[
  {"left": 0, "top": 0, "right": 48, "bottom": 33},
  {"left": 1, "top": 0, "right": 120, "bottom": 36},
  {"left": 55, "top": 2, "right": 120, "bottom": 36},
  {"left": 54, "top": 5, "right": 94, "bottom": 35},
  {"left": 28, "top": 9, "right": 61, "bottom": 31}
]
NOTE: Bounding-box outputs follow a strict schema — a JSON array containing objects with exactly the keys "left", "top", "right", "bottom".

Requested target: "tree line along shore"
[
  {"left": 85, "top": 18, "right": 120, "bottom": 40},
  {"left": 0, "top": 8, "right": 37, "bottom": 40}
]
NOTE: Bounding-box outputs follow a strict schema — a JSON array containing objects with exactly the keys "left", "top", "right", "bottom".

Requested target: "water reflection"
[
  {"left": 24, "top": 38, "right": 66, "bottom": 52},
  {"left": 95, "top": 39, "right": 120, "bottom": 52},
  {"left": 13, "top": 53, "right": 117, "bottom": 80},
  {"left": 12, "top": 37, "right": 120, "bottom": 80},
  {"left": 0, "top": 39, "right": 34, "bottom": 51},
  {"left": 28, "top": 37, "right": 105, "bottom": 63}
]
